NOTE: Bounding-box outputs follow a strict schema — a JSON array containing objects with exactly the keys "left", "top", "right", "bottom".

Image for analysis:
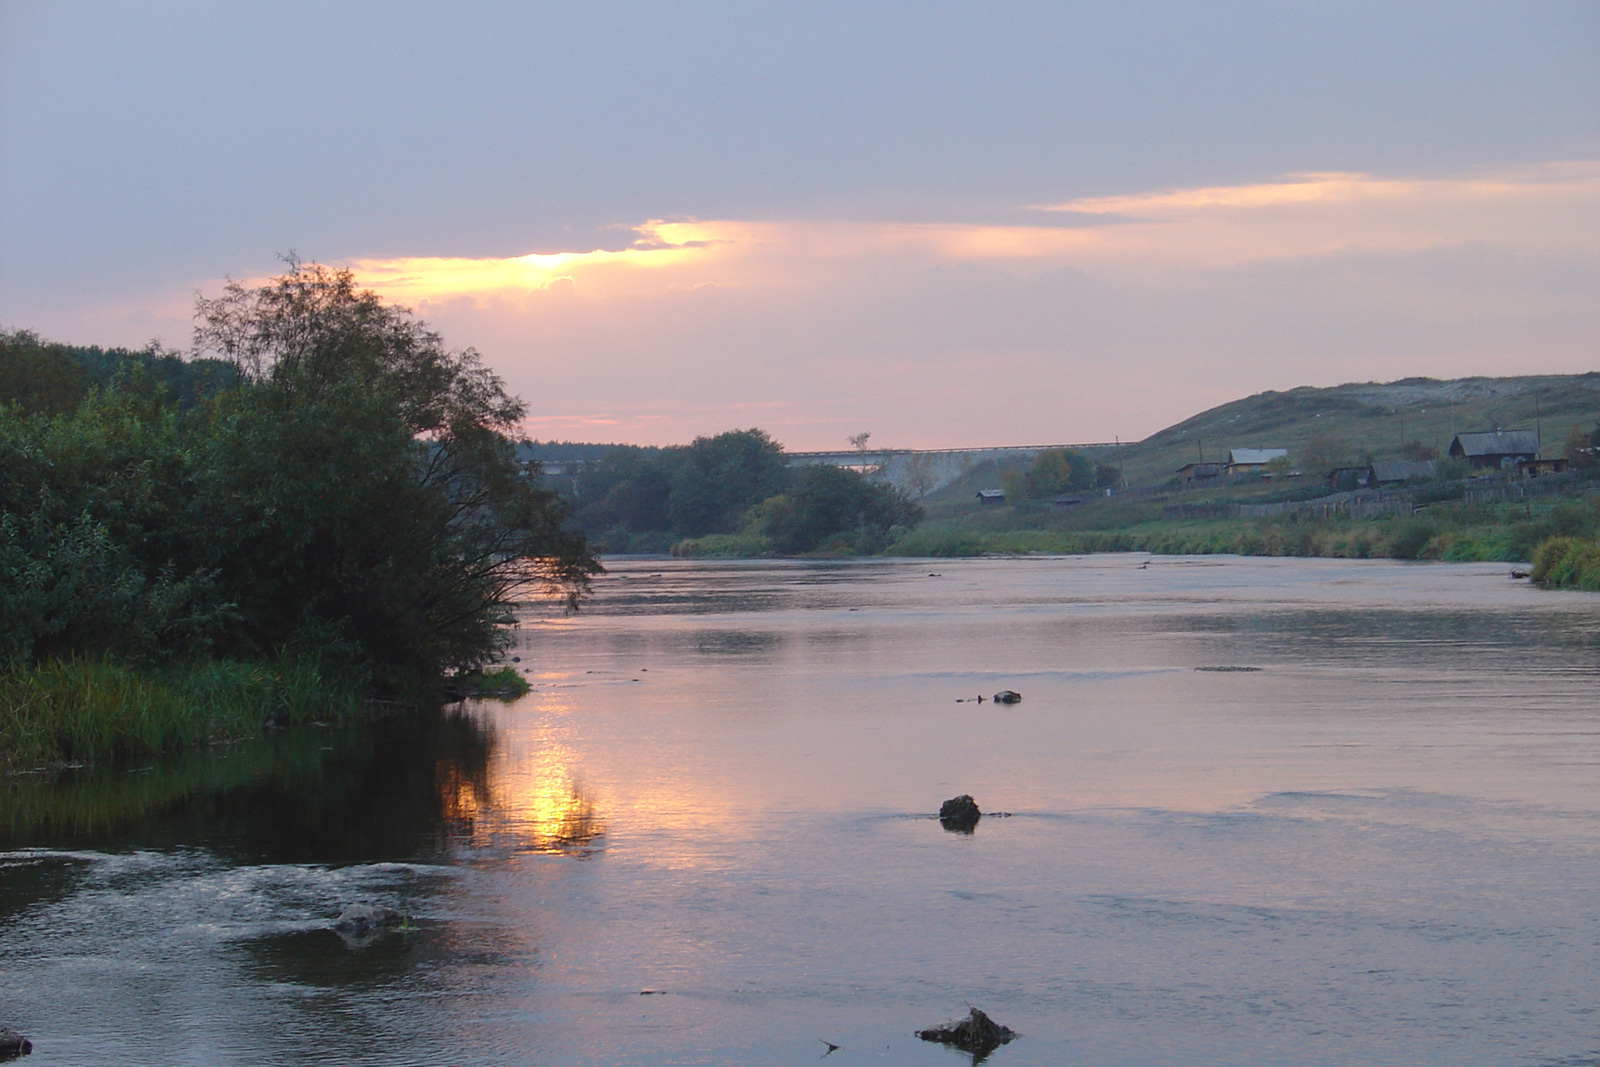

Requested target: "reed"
[{"left": 0, "top": 651, "right": 371, "bottom": 770}]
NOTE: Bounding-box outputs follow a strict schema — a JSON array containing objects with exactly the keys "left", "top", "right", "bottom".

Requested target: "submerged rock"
[
  {"left": 992, "top": 690, "right": 1021, "bottom": 704},
  {"left": 0, "top": 1029, "right": 32, "bottom": 1060},
  {"left": 916, "top": 1007, "right": 1017, "bottom": 1057},
  {"left": 333, "top": 903, "right": 405, "bottom": 936},
  {"left": 939, "top": 794, "right": 982, "bottom": 832}
]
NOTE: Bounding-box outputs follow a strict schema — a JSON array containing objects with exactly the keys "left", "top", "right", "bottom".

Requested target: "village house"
[
  {"left": 976, "top": 488, "right": 1006, "bottom": 505},
  {"left": 1326, "top": 465, "right": 1367, "bottom": 491},
  {"left": 1225, "top": 448, "right": 1288, "bottom": 476},
  {"left": 1447, "top": 429, "right": 1540, "bottom": 470},
  {"left": 1176, "top": 461, "right": 1224, "bottom": 485},
  {"left": 1368, "top": 459, "right": 1438, "bottom": 486},
  {"left": 1518, "top": 457, "right": 1568, "bottom": 478}
]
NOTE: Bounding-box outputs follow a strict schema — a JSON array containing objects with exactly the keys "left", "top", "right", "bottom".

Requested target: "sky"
[{"left": 2, "top": 2, "right": 1597, "bottom": 450}]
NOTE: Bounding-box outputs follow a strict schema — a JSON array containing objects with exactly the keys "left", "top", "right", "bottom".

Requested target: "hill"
[{"left": 1085, "top": 373, "right": 1599, "bottom": 489}]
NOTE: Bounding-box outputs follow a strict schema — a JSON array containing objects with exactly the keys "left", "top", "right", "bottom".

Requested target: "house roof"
[
  {"left": 1449, "top": 429, "right": 1539, "bottom": 457},
  {"left": 976, "top": 489, "right": 1006, "bottom": 499},
  {"left": 1369, "top": 460, "right": 1436, "bottom": 483},
  {"left": 1227, "top": 448, "right": 1288, "bottom": 466}
]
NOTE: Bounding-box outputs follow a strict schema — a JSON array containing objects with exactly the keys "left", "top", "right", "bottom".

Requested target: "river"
[{"left": 3, "top": 555, "right": 1599, "bottom": 1065}]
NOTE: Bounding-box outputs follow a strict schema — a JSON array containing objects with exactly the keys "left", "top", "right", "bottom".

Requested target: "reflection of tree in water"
[
  {"left": 437, "top": 727, "right": 605, "bottom": 855},
  {"left": 1, "top": 705, "right": 502, "bottom": 862}
]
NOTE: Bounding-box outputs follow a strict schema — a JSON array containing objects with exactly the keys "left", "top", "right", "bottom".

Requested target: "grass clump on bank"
[
  {"left": 446, "top": 665, "right": 531, "bottom": 700},
  {"left": 0, "top": 652, "right": 370, "bottom": 771},
  {"left": 1531, "top": 537, "right": 1600, "bottom": 590}
]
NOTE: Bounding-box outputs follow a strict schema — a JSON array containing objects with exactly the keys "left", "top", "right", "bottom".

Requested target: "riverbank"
[
  {"left": 887, "top": 479, "right": 1600, "bottom": 566},
  {"left": 0, "top": 653, "right": 374, "bottom": 772}
]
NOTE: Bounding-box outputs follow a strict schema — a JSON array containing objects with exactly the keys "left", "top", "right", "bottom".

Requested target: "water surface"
[{"left": 4, "top": 555, "right": 1599, "bottom": 1065}]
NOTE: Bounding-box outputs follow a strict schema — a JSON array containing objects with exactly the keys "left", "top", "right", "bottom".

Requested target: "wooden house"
[
  {"left": 1368, "top": 459, "right": 1437, "bottom": 486},
  {"left": 976, "top": 489, "right": 1006, "bottom": 506},
  {"left": 1176, "top": 462, "right": 1224, "bottom": 484},
  {"left": 1225, "top": 448, "right": 1288, "bottom": 475},
  {"left": 1447, "top": 430, "right": 1539, "bottom": 470},
  {"left": 1518, "top": 457, "right": 1568, "bottom": 478}
]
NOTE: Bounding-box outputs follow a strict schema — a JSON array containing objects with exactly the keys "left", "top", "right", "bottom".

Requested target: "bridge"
[{"left": 789, "top": 443, "right": 1125, "bottom": 496}]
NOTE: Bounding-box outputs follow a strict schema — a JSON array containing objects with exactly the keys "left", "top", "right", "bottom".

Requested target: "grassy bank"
[
  {"left": 889, "top": 490, "right": 1600, "bottom": 564},
  {"left": 0, "top": 652, "right": 374, "bottom": 771},
  {"left": 1531, "top": 537, "right": 1600, "bottom": 590}
]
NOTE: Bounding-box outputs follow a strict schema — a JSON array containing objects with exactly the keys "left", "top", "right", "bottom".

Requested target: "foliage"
[
  {"left": 1, "top": 329, "right": 236, "bottom": 415},
  {"left": 1, "top": 261, "right": 597, "bottom": 703},
  {"left": 748, "top": 464, "right": 922, "bottom": 554},
  {"left": 1531, "top": 536, "right": 1600, "bottom": 590},
  {"left": 566, "top": 429, "right": 806, "bottom": 551},
  {"left": 449, "top": 665, "right": 531, "bottom": 699},
  {"left": 997, "top": 449, "right": 1093, "bottom": 501},
  {"left": 0, "top": 651, "right": 369, "bottom": 770}
]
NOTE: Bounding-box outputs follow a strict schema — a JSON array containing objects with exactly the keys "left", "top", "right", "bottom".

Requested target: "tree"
[
  {"left": 751, "top": 464, "right": 921, "bottom": 554},
  {"left": 190, "top": 259, "right": 597, "bottom": 686},
  {"left": 1023, "top": 449, "right": 1093, "bottom": 498}
]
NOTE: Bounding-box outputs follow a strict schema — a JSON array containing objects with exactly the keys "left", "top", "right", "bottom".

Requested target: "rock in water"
[
  {"left": 939, "top": 794, "right": 982, "bottom": 832},
  {"left": 916, "top": 1007, "right": 1017, "bottom": 1056},
  {"left": 333, "top": 903, "right": 405, "bottom": 935},
  {"left": 993, "top": 690, "right": 1021, "bottom": 704},
  {"left": 0, "top": 1029, "right": 32, "bottom": 1060}
]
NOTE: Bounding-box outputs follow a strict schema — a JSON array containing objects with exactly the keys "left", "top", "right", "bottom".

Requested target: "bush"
[{"left": 1531, "top": 536, "right": 1600, "bottom": 590}]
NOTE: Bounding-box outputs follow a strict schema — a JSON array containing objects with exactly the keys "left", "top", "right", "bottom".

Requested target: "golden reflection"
[{"left": 437, "top": 733, "right": 606, "bottom": 855}]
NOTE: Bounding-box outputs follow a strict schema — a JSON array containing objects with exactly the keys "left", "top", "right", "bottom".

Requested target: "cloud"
[{"left": 322, "top": 162, "right": 1598, "bottom": 448}]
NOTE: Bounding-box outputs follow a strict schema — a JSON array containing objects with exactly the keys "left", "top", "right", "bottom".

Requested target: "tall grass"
[
  {"left": 1531, "top": 537, "right": 1600, "bottom": 590},
  {"left": 0, "top": 651, "right": 372, "bottom": 770}
]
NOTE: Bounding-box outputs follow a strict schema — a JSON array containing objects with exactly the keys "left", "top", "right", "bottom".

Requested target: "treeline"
[
  {"left": 1, "top": 263, "right": 594, "bottom": 766},
  {"left": 557, "top": 431, "right": 923, "bottom": 555}
]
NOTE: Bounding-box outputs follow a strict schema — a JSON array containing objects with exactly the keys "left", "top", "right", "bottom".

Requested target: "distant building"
[
  {"left": 1326, "top": 466, "right": 1367, "bottom": 491},
  {"left": 1368, "top": 459, "right": 1438, "bottom": 486},
  {"left": 977, "top": 489, "right": 1006, "bottom": 505},
  {"left": 1518, "top": 457, "right": 1568, "bottom": 478},
  {"left": 1225, "top": 448, "right": 1288, "bottom": 476},
  {"left": 1176, "top": 462, "right": 1224, "bottom": 484},
  {"left": 1448, "top": 429, "right": 1540, "bottom": 470}
]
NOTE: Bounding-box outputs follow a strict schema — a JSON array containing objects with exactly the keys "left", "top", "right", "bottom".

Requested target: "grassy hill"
[{"left": 1085, "top": 374, "right": 1598, "bottom": 489}]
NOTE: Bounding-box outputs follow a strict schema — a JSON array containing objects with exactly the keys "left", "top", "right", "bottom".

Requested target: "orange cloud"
[{"left": 347, "top": 162, "right": 1600, "bottom": 310}]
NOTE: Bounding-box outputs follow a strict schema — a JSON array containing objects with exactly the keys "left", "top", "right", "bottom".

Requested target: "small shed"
[
  {"left": 1176, "top": 462, "right": 1224, "bottom": 484},
  {"left": 1518, "top": 457, "right": 1568, "bottom": 478},
  {"left": 1448, "top": 429, "right": 1539, "bottom": 470},
  {"left": 1225, "top": 448, "right": 1288, "bottom": 475},
  {"left": 976, "top": 488, "right": 1006, "bottom": 506},
  {"left": 1368, "top": 459, "right": 1437, "bottom": 486},
  {"left": 1327, "top": 466, "right": 1367, "bottom": 490}
]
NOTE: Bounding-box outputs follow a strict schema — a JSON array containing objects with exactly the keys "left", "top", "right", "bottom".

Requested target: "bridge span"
[{"left": 789, "top": 443, "right": 1124, "bottom": 496}]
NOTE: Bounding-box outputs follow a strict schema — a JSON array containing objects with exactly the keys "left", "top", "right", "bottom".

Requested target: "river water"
[{"left": 3, "top": 555, "right": 1600, "bottom": 1066}]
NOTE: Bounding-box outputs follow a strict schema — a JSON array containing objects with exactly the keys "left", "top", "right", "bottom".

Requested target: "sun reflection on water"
[{"left": 438, "top": 717, "right": 605, "bottom": 856}]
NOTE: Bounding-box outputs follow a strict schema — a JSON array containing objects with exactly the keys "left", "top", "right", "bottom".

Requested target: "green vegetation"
[
  {"left": 2, "top": 260, "right": 596, "bottom": 769},
  {"left": 899, "top": 483, "right": 1600, "bottom": 567},
  {"left": 556, "top": 429, "right": 922, "bottom": 556},
  {"left": 0, "top": 651, "right": 368, "bottom": 770},
  {"left": 1104, "top": 374, "right": 1600, "bottom": 486},
  {"left": 448, "top": 666, "right": 532, "bottom": 699}
]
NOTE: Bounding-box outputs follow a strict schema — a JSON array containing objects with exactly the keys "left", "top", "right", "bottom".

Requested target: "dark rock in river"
[
  {"left": 939, "top": 794, "right": 982, "bottom": 832},
  {"left": 993, "top": 690, "right": 1021, "bottom": 704},
  {"left": 916, "top": 1007, "right": 1017, "bottom": 1057},
  {"left": 333, "top": 903, "right": 405, "bottom": 937},
  {"left": 0, "top": 1029, "right": 32, "bottom": 1060}
]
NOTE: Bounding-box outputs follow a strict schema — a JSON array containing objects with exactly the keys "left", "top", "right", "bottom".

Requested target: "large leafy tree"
[
  {"left": 0, "top": 261, "right": 595, "bottom": 689},
  {"left": 190, "top": 259, "right": 597, "bottom": 685}
]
